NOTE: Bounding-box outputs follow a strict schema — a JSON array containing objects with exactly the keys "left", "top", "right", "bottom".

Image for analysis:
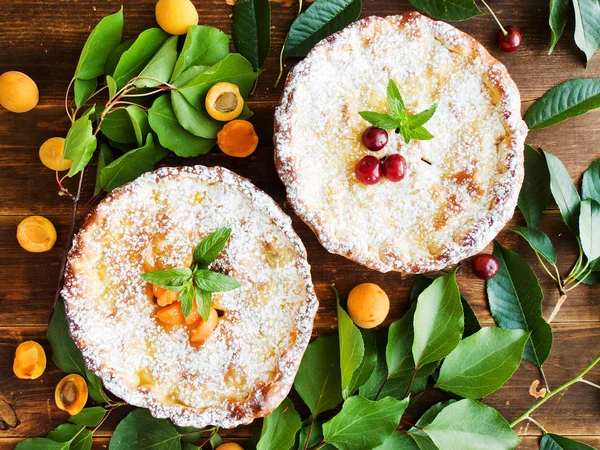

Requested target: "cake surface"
[
  {"left": 274, "top": 13, "right": 528, "bottom": 273},
  {"left": 62, "top": 165, "right": 318, "bottom": 428}
]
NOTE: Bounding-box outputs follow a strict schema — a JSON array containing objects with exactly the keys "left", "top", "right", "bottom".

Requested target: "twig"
[
  {"left": 275, "top": 0, "right": 303, "bottom": 88},
  {"left": 480, "top": 0, "right": 508, "bottom": 35},
  {"left": 580, "top": 378, "right": 600, "bottom": 390},
  {"left": 65, "top": 78, "right": 75, "bottom": 123},
  {"left": 402, "top": 367, "right": 419, "bottom": 399},
  {"left": 547, "top": 293, "right": 567, "bottom": 323},
  {"left": 303, "top": 418, "right": 316, "bottom": 450},
  {"left": 524, "top": 416, "right": 547, "bottom": 434}
]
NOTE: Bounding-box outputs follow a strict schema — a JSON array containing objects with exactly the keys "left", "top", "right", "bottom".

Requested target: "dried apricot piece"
[
  {"left": 155, "top": 0, "right": 199, "bottom": 35},
  {"left": 206, "top": 82, "right": 244, "bottom": 121},
  {"left": 16, "top": 216, "right": 57, "bottom": 253},
  {"left": 190, "top": 307, "right": 219, "bottom": 343},
  {"left": 13, "top": 341, "right": 46, "bottom": 379},
  {"left": 217, "top": 120, "right": 258, "bottom": 158},
  {"left": 0, "top": 71, "right": 39, "bottom": 113},
  {"left": 39, "top": 137, "right": 72, "bottom": 171},
  {"left": 347, "top": 283, "right": 390, "bottom": 329},
  {"left": 55, "top": 374, "right": 88, "bottom": 415}
]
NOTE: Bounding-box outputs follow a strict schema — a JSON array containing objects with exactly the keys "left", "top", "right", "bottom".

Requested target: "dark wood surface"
[{"left": 0, "top": 0, "right": 599, "bottom": 448}]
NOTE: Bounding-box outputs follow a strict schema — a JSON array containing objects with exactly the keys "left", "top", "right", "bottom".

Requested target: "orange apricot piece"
[
  {"left": 190, "top": 307, "right": 219, "bottom": 343},
  {"left": 347, "top": 283, "right": 390, "bottom": 329},
  {"left": 13, "top": 341, "right": 46, "bottom": 379},
  {"left": 16, "top": 216, "right": 57, "bottom": 253},
  {"left": 156, "top": 301, "right": 200, "bottom": 325},
  {"left": 217, "top": 120, "right": 258, "bottom": 158},
  {"left": 0, "top": 71, "right": 39, "bottom": 113},
  {"left": 216, "top": 444, "right": 244, "bottom": 450},
  {"left": 55, "top": 374, "right": 88, "bottom": 416},
  {"left": 157, "top": 289, "right": 179, "bottom": 306},
  {"left": 205, "top": 82, "right": 244, "bottom": 121},
  {"left": 155, "top": 0, "right": 198, "bottom": 35},
  {"left": 153, "top": 284, "right": 167, "bottom": 298},
  {"left": 39, "top": 137, "right": 72, "bottom": 171}
]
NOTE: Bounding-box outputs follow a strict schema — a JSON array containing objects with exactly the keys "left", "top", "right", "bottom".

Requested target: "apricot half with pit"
[
  {"left": 206, "top": 82, "right": 244, "bottom": 122},
  {"left": 55, "top": 374, "right": 88, "bottom": 416},
  {"left": 13, "top": 341, "right": 46, "bottom": 379}
]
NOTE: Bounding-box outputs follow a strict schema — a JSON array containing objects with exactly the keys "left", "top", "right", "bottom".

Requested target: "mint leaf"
[
  {"left": 409, "top": 126, "right": 434, "bottom": 141},
  {"left": 544, "top": 151, "right": 581, "bottom": 233},
  {"left": 386, "top": 79, "right": 406, "bottom": 119},
  {"left": 232, "top": 0, "right": 272, "bottom": 70},
  {"left": 193, "top": 227, "right": 232, "bottom": 266},
  {"left": 179, "top": 282, "right": 195, "bottom": 318},
  {"left": 511, "top": 227, "right": 557, "bottom": 265},
  {"left": 358, "top": 111, "right": 399, "bottom": 130},
  {"left": 140, "top": 268, "right": 193, "bottom": 291},
  {"left": 518, "top": 145, "right": 552, "bottom": 229},
  {"left": 256, "top": 398, "right": 301, "bottom": 450},
  {"left": 196, "top": 288, "right": 212, "bottom": 322},
  {"left": 408, "top": 104, "right": 437, "bottom": 128},
  {"left": 580, "top": 199, "right": 600, "bottom": 262},
  {"left": 193, "top": 269, "right": 241, "bottom": 292}
]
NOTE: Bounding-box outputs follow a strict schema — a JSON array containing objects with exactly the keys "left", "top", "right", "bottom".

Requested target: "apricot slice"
[
  {"left": 39, "top": 137, "right": 72, "bottom": 171},
  {"left": 157, "top": 289, "right": 179, "bottom": 306},
  {"left": 13, "top": 341, "right": 46, "bottom": 379},
  {"left": 156, "top": 301, "right": 200, "bottom": 325},
  {"left": 55, "top": 374, "right": 88, "bottom": 416},
  {"left": 347, "top": 283, "right": 390, "bottom": 329},
  {"left": 217, "top": 120, "right": 258, "bottom": 158},
  {"left": 0, "top": 71, "right": 39, "bottom": 113},
  {"left": 206, "top": 82, "right": 244, "bottom": 121},
  {"left": 16, "top": 216, "right": 57, "bottom": 253},
  {"left": 190, "top": 307, "right": 219, "bottom": 343},
  {"left": 216, "top": 444, "right": 244, "bottom": 450},
  {"left": 155, "top": 0, "right": 199, "bottom": 35}
]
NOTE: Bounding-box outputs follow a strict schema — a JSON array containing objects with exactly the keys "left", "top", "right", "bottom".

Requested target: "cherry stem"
[
  {"left": 525, "top": 416, "right": 547, "bottom": 434},
  {"left": 580, "top": 378, "right": 600, "bottom": 390},
  {"left": 480, "top": 0, "right": 508, "bottom": 36}
]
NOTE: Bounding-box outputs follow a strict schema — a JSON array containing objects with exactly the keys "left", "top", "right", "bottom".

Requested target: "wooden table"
[{"left": 1, "top": 0, "right": 599, "bottom": 448}]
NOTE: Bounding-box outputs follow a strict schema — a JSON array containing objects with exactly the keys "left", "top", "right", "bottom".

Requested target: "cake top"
[
  {"left": 62, "top": 165, "right": 318, "bottom": 428},
  {"left": 275, "top": 13, "right": 527, "bottom": 273}
]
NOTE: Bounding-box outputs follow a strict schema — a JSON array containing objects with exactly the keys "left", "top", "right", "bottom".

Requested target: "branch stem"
[{"left": 480, "top": 0, "right": 507, "bottom": 35}]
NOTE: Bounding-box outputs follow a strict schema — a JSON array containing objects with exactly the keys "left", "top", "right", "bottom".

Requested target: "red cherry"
[
  {"left": 497, "top": 26, "right": 522, "bottom": 53},
  {"left": 355, "top": 156, "right": 382, "bottom": 185},
  {"left": 382, "top": 154, "right": 407, "bottom": 182},
  {"left": 472, "top": 254, "right": 500, "bottom": 280},
  {"left": 362, "top": 127, "right": 388, "bottom": 151}
]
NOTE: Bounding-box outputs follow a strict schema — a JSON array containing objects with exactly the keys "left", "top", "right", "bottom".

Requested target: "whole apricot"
[
  {"left": 347, "top": 283, "right": 389, "bottom": 329},
  {"left": 206, "top": 82, "right": 244, "bottom": 122},
  {"left": 0, "top": 71, "right": 39, "bottom": 113},
  {"left": 39, "top": 137, "right": 72, "bottom": 171},
  {"left": 55, "top": 374, "right": 88, "bottom": 416},
  {"left": 13, "top": 341, "right": 46, "bottom": 379},
  {"left": 216, "top": 444, "right": 244, "bottom": 450},
  {"left": 16, "top": 216, "right": 57, "bottom": 253},
  {"left": 155, "top": 0, "right": 199, "bottom": 35},
  {"left": 190, "top": 307, "right": 219, "bottom": 343}
]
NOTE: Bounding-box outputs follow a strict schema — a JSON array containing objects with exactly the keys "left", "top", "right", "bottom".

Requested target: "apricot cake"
[
  {"left": 275, "top": 13, "right": 527, "bottom": 273},
  {"left": 62, "top": 166, "right": 318, "bottom": 428}
]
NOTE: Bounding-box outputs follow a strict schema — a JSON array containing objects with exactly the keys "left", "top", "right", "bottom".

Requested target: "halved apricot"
[
  {"left": 55, "top": 374, "right": 88, "bottom": 416},
  {"left": 206, "top": 82, "right": 244, "bottom": 121},
  {"left": 217, "top": 120, "right": 258, "bottom": 158},
  {"left": 16, "top": 216, "right": 57, "bottom": 253},
  {"left": 190, "top": 307, "right": 219, "bottom": 343},
  {"left": 13, "top": 341, "right": 46, "bottom": 379},
  {"left": 39, "top": 137, "right": 72, "bottom": 171}
]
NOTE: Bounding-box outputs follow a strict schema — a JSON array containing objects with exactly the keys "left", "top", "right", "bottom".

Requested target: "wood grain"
[{"left": 0, "top": 0, "right": 599, "bottom": 447}]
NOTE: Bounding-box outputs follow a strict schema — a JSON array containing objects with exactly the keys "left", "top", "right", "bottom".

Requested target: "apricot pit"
[
  {"left": 206, "top": 82, "right": 244, "bottom": 121},
  {"left": 0, "top": 71, "right": 39, "bottom": 113},
  {"left": 55, "top": 374, "right": 88, "bottom": 416},
  {"left": 39, "top": 137, "right": 72, "bottom": 171},
  {"left": 13, "top": 341, "right": 46, "bottom": 379},
  {"left": 347, "top": 283, "right": 389, "bottom": 329},
  {"left": 155, "top": 0, "right": 199, "bottom": 35},
  {"left": 16, "top": 216, "right": 57, "bottom": 253},
  {"left": 217, "top": 120, "right": 259, "bottom": 158}
]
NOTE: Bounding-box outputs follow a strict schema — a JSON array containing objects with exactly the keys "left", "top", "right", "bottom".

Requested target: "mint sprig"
[
  {"left": 359, "top": 80, "right": 437, "bottom": 144},
  {"left": 140, "top": 226, "right": 240, "bottom": 320}
]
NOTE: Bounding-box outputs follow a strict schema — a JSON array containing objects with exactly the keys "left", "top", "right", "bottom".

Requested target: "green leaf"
[
  {"left": 179, "top": 282, "right": 195, "bottom": 318},
  {"left": 106, "top": 75, "right": 118, "bottom": 99},
  {"left": 113, "top": 28, "right": 170, "bottom": 90},
  {"left": 171, "top": 26, "right": 231, "bottom": 82},
  {"left": 423, "top": 400, "right": 519, "bottom": 450},
  {"left": 297, "top": 421, "right": 334, "bottom": 450},
  {"left": 323, "top": 396, "right": 409, "bottom": 450},
  {"left": 196, "top": 288, "right": 212, "bottom": 322},
  {"left": 69, "top": 407, "right": 107, "bottom": 427},
  {"left": 410, "top": 127, "right": 434, "bottom": 141},
  {"left": 233, "top": 0, "right": 271, "bottom": 70},
  {"left": 518, "top": 145, "right": 552, "bottom": 229},
  {"left": 94, "top": 144, "right": 114, "bottom": 196},
  {"left": 549, "top": 0, "right": 569, "bottom": 53},
  {"left": 336, "top": 297, "right": 365, "bottom": 399},
  {"left": 408, "top": 0, "right": 483, "bottom": 21},
  {"left": 408, "top": 104, "right": 437, "bottom": 128},
  {"left": 582, "top": 158, "right": 600, "bottom": 203},
  {"left": 540, "top": 433, "right": 597, "bottom": 450},
  {"left": 294, "top": 335, "right": 343, "bottom": 417},
  {"left": 193, "top": 227, "right": 232, "bottom": 266},
  {"left": 435, "top": 327, "right": 529, "bottom": 398},
  {"left": 15, "top": 438, "right": 69, "bottom": 450},
  {"left": 487, "top": 242, "right": 553, "bottom": 367},
  {"left": 140, "top": 268, "right": 193, "bottom": 291},
  {"left": 74, "top": 8, "right": 124, "bottom": 80},
  {"left": 100, "top": 135, "right": 168, "bottom": 192},
  {"left": 580, "top": 199, "right": 600, "bottom": 262},
  {"left": 386, "top": 304, "right": 418, "bottom": 382},
  {"left": 524, "top": 79, "right": 600, "bottom": 129},
  {"left": 179, "top": 54, "right": 259, "bottom": 107},
  {"left": 173, "top": 65, "right": 210, "bottom": 88},
  {"left": 126, "top": 105, "right": 151, "bottom": 147},
  {"left": 74, "top": 78, "right": 97, "bottom": 108},
  {"left": 412, "top": 271, "right": 464, "bottom": 368},
  {"left": 573, "top": 0, "right": 600, "bottom": 65},
  {"left": 109, "top": 409, "right": 181, "bottom": 450},
  {"left": 209, "top": 433, "right": 223, "bottom": 449},
  {"left": 375, "top": 432, "right": 420, "bottom": 450},
  {"left": 84, "top": 366, "right": 108, "bottom": 403},
  {"left": 256, "top": 398, "right": 301, "bottom": 450},
  {"left": 47, "top": 298, "right": 85, "bottom": 375},
  {"left": 284, "top": 0, "right": 362, "bottom": 58},
  {"left": 48, "top": 424, "right": 92, "bottom": 450},
  {"left": 64, "top": 108, "right": 97, "bottom": 177},
  {"left": 544, "top": 151, "right": 581, "bottom": 233},
  {"left": 136, "top": 36, "right": 178, "bottom": 88},
  {"left": 100, "top": 109, "right": 137, "bottom": 144},
  {"left": 346, "top": 329, "right": 378, "bottom": 396},
  {"left": 511, "top": 227, "right": 557, "bottom": 265},
  {"left": 105, "top": 39, "right": 135, "bottom": 78},
  {"left": 386, "top": 79, "right": 405, "bottom": 119},
  {"left": 358, "top": 111, "right": 400, "bottom": 130},
  {"left": 148, "top": 94, "right": 216, "bottom": 157},
  {"left": 171, "top": 90, "right": 221, "bottom": 139},
  {"left": 193, "top": 269, "right": 241, "bottom": 293}
]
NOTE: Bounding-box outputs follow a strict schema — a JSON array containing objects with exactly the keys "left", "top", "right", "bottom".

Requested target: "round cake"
[
  {"left": 62, "top": 166, "right": 318, "bottom": 428},
  {"left": 274, "top": 12, "right": 528, "bottom": 273}
]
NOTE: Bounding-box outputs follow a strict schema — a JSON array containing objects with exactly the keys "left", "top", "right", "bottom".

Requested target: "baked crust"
[
  {"left": 274, "top": 13, "right": 527, "bottom": 273},
  {"left": 62, "top": 165, "right": 318, "bottom": 429}
]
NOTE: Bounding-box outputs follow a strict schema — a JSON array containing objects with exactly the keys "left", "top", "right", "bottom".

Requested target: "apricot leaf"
[
  {"left": 171, "top": 90, "right": 221, "bottom": 139},
  {"left": 48, "top": 423, "right": 92, "bottom": 450},
  {"left": 335, "top": 291, "right": 365, "bottom": 399},
  {"left": 64, "top": 108, "right": 97, "bottom": 177},
  {"left": 375, "top": 432, "right": 420, "bottom": 450},
  {"left": 74, "top": 8, "right": 124, "bottom": 80},
  {"left": 518, "top": 145, "right": 552, "bottom": 229},
  {"left": 14, "top": 438, "right": 69, "bottom": 450},
  {"left": 94, "top": 145, "right": 114, "bottom": 196},
  {"left": 126, "top": 105, "right": 151, "bottom": 147},
  {"left": 100, "top": 109, "right": 137, "bottom": 144},
  {"left": 105, "top": 39, "right": 135, "bottom": 78},
  {"left": 232, "top": 0, "right": 271, "bottom": 70},
  {"left": 256, "top": 398, "right": 301, "bottom": 450},
  {"left": 69, "top": 407, "right": 107, "bottom": 428},
  {"left": 110, "top": 409, "right": 181, "bottom": 450},
  {"left": 74, "top": 78, "right": 97, "bottom": 108},
  {"left": 135, "top": 36, "right": 178, "bottom": 88}
]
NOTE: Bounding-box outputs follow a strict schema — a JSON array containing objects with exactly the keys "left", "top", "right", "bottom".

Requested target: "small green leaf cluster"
[
  {"left": 359, "top": 80, "right": 437, "bottom": 144},
  {"left": 63, "top": 8, "right": 258, "bottom": 196},
  {"left": 254, "top": 272, "right": 528, "bottom": 450},
  {"left": 141, "top": 227, "right": 241, "bottom": 320}
]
